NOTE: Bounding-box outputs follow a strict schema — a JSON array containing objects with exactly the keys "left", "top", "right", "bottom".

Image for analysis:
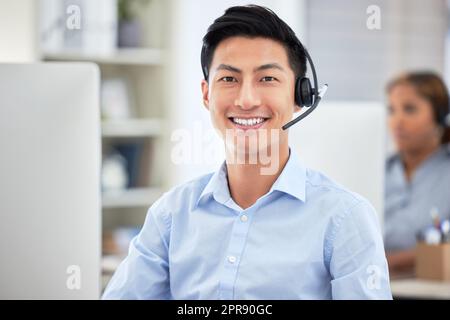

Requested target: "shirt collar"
[
  {"left": 269, "top": 149, "right": 306, "bottom": 202},
  {"left": 389, "top": 143, "right": 450, "bottom": 168},
  {"left": 196, "top": 161, "right": 230, "bottom": 208},
  {"left": 196, "top": 147, "right": 307, "bottom": 208}
]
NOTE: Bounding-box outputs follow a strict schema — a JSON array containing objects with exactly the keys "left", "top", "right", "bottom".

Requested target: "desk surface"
[{"left": 390, "top": 278, "right": 450, "bottom": 299}]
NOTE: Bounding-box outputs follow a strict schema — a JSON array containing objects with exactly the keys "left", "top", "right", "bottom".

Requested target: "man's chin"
[
  {"left": 225, "top": 140, "right": 277, "bottom": 155},
  {"left": 224, "top": 126, "right": 282, "bottom": 137},
  {"left": 224, "top": 141, "right": 283, "bottom": 169}
]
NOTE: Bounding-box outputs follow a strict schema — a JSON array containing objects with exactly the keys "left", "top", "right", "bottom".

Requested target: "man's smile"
[{"left": 227, "top": 116, "right": 271, "bottom": 130}]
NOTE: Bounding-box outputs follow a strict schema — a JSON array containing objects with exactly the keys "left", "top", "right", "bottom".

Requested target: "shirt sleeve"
[
  {"left": 327, "top": 199, "right": 393, "bottom": 300},
  {"left": 102, "top": 198, "right": 171, "bottom": 300}
]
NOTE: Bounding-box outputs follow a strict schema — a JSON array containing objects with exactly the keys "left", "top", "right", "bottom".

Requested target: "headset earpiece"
[
  {"left": 442, "top": 103, "right": 450, "bottom": 127},
  {"left": 295, "top": 77, "right": 314, "bottom": 107},
  {"left": 437, "top": 102, "right": 450, "bottom": 127}
]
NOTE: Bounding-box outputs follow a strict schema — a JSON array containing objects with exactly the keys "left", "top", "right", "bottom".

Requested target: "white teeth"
[{"left": 231, "top": 117, "right": 266, "bottom": 126}]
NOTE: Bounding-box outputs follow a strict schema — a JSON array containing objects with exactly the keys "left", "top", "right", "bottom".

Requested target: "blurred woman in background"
[{"left": 385, "top": 71, "right": 450, "bottom": 274}]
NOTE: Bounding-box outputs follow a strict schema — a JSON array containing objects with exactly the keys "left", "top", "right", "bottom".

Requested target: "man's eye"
[
  {"left": 220, "top": 77, "right": 236, "bottom": 82},
  {"left": 261, "top": 76, "right": 276, "bottom": 82}
]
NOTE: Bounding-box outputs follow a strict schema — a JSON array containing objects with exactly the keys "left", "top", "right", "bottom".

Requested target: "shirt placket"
[{"left": 218, "top": 206, "right": 253, "bottom": 300}]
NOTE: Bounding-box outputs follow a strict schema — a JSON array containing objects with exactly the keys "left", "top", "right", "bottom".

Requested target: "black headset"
[
  {"left": 439, "top": 102, "right": 450, "bottom": 128},
  {"left": 201, "top": 43, "right": 328, "bottom": 130}
]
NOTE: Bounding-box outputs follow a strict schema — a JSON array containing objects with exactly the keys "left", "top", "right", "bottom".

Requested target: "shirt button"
[
  {"left": 240, "top": 214, "right": 248, "bottom": 222},
  {"left": 228, "top": 256, "right": 237, "bottom": 264}
]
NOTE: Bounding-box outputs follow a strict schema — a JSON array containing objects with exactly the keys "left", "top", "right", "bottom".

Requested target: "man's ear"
[{"left": 201, "top": 80, "right": 210, "bottom": 111}]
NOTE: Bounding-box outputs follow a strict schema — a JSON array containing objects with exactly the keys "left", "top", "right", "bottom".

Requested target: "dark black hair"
[{"left": 201, "top": 4, "right": 307, "bottom": 82}]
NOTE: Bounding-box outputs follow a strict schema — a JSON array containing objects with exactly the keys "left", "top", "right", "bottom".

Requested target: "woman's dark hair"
[
  {"left": 386, "top": 71, "right": 450, "bottom": 145},
  {"left": 201, "top": 4, "right": 307, "bottom": 82}
]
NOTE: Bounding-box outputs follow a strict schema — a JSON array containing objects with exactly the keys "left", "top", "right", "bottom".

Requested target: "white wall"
[
  {"left": 307, "top": 0, "right": 448, "bottom": 101},
  {"left": 0, "top": 0, "right": 39, "bottom": 62}
]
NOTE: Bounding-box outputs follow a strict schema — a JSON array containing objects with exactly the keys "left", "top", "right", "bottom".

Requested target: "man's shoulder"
[
  {"left": 304, "top": 166, "right": 374, "bottom": 215},
  {"left": 151, "top": 171, "right": 215, "bottom": 213},
  {"left": 304, "top": 167, "right": 381, "bottom": 246}
]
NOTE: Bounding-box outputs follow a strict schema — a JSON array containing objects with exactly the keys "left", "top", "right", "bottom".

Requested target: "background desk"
[{"left": 390, "top": 278, "right": 450, "bottom": 299}]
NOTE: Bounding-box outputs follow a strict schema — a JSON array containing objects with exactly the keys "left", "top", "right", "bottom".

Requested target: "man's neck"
[{"left": 225, "top": 145, "right": 290, "bottom": 210}]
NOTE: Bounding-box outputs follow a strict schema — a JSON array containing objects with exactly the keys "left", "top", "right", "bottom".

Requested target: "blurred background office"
[
  {"left": 384, "top": 72, "right": 450, "bottom": 273},
  {"left": 1, "top": 0, "right": 450, "bottom": 297}
]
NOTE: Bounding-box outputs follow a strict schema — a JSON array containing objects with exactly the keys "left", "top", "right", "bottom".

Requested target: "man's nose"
[{"left": 234, "top": 81, "right": 261, "bottom": 110}]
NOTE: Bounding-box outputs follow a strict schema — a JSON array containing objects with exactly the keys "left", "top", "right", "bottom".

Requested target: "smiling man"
[{"left": 103, "top": 5, "right": 392, "bottom": 300}]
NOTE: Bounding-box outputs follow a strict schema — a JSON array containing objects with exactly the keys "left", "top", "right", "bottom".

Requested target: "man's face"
[{"left": 201, "top": 36, "right": 299, "bottom": 159}]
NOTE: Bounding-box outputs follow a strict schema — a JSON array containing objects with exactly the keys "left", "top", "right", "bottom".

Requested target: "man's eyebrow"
[
  {"left": 216, "top": 64, "right": 241, "bottom": 73},
  {"left": 215, "top": 63, "right": 285, "bottom": 74},
  {"left": 254, "top": 63, "right": 285, "bottom": 72}
]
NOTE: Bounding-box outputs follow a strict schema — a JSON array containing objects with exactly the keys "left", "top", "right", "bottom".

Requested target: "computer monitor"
[
  {"left": 0, "top": 63, "right": 101, "bottom": 299},
  {"left": 289, "top": 101, "right": 387, "bottom": 228}
]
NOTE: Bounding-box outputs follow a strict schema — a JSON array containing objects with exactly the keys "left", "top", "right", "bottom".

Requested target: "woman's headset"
[{"left": 439, "top": 102, "right": 450, "bottom": 127}]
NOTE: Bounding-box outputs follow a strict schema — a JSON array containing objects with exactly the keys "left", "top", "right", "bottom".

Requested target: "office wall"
[
  {"left": 0, "top": 0, "right": 39, "bottom": 62},
  {"left": 307, "top": 0, "right": 448, "bottom": 101}
]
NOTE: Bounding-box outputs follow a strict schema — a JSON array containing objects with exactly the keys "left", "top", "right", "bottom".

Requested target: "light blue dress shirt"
[
  {"left": 103, "top": 149, "right": 392, "bottom": 300},
  {"left": 384, "top": 143, "right": 450, "bottom": 251}
]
